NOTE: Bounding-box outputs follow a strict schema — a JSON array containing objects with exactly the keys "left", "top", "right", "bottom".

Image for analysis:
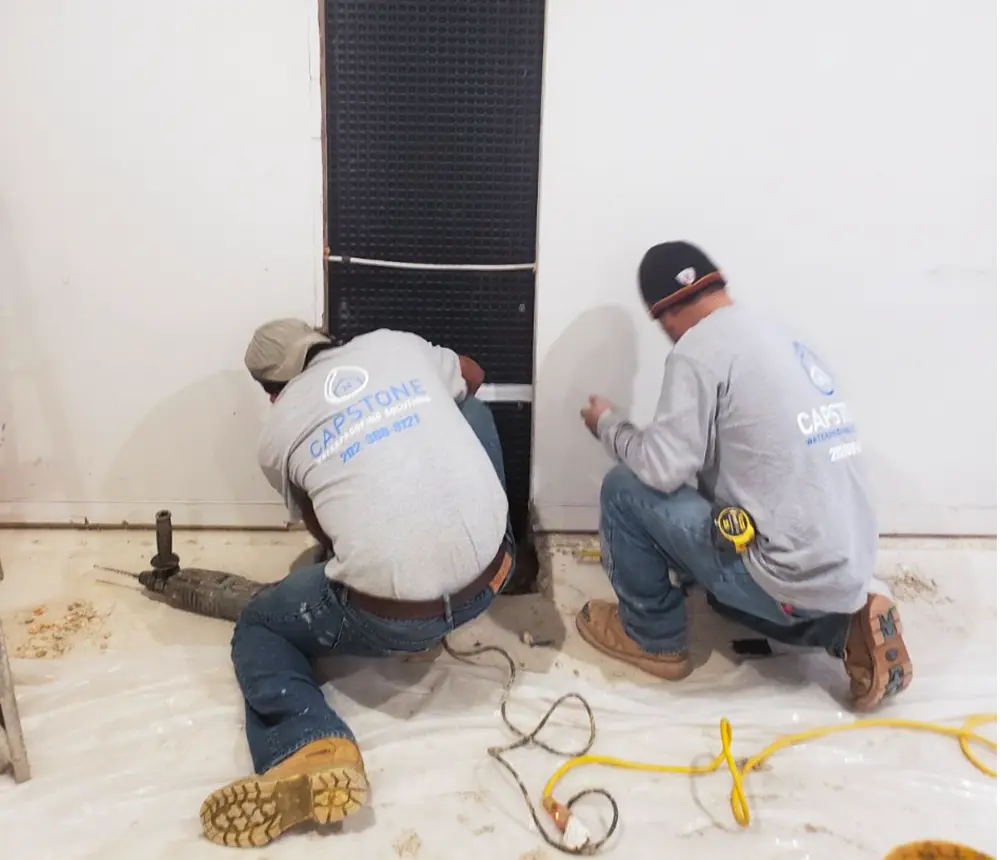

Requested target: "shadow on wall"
[
  {"left": 101, "top": 371, "right": 269, "bottom": 524},
  {"left": 533, "top": 305, "right": 639, "bottom": 516}
]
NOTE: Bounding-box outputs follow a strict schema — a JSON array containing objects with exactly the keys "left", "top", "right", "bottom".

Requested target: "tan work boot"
[
  {"left": 575, "top": 599, "right": 692, "bottom": 680},
  {"left": 883, "top": 840, "right": 991, "bottom": 859},
  {"left": 844, "top": 593, "right": 912, "bottom": 710},
  {"left": 200, "top": 737, "right": 368, "bottom": 848}
]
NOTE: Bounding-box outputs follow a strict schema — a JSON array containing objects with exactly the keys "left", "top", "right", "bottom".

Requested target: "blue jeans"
[
  {"left": 231, "top": 397, "right": 514, "bottom": 773},
  {"left": 599, "top": 465, "right": 851, "bottom": 657}
]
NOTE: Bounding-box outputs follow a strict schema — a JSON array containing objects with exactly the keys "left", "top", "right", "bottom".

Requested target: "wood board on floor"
[{"left": 0, "top": 618, "right": 30, "bottom": 783}]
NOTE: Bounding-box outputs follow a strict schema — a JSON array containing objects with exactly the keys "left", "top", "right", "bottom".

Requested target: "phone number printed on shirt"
[{"left": 340, "top": 414, "right": 421, "bottom": 464}]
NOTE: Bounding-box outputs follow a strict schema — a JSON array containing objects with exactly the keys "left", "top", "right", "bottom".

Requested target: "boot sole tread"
[
  {"left": 200, "top": 765, "right": 368, "bottom": 847},
  {"left": 854, "top": 595, "right": 913, "bottom": 711}
]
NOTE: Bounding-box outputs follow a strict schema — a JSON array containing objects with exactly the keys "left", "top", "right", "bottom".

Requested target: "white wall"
[
  {"left": 1, "top": 1, "right": 995, "bottom": 535},
  {"left": 0, "top": 0, "right": 324, "bottom": 526},
  {"left": 533, "top": 0, "right": 997, "bottom": 535}
]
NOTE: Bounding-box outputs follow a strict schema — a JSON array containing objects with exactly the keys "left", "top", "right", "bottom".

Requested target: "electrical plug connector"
[
  {"left": 542, "top": 796, "right": 591, "bottom": 852},
  {"left": 561, "top": 814, "right": 591, "bottom": 851}
]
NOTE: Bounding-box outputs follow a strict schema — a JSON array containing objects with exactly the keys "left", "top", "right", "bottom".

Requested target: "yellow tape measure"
[{"left": 714, "top": 505, "right": 755, "bottom": 553}]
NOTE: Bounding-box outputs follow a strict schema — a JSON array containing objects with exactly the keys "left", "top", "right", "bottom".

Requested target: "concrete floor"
[{"left": 0, "top": 530, "right": 995, "bottom": 859}]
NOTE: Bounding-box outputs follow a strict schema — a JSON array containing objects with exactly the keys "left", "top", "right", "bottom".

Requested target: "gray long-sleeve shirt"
[{"left": 596, "top": 304, "right": 876, "bottom": 613}]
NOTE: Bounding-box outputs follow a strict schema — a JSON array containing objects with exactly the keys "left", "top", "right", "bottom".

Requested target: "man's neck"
[{"left": 682, "top": 292, "right": 733, "bottom": 333}]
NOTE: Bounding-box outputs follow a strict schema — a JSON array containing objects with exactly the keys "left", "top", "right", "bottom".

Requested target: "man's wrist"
[{"left": 596, "top": 409, "right": 619, "bottom": 439}]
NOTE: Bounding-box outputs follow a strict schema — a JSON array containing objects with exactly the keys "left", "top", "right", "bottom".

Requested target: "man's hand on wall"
[
  {"left": 459, "top": 355, "right": 485, "bottom": 395},
  {"left": 580, "top": 395, "right": 612, "bottom": 438}
]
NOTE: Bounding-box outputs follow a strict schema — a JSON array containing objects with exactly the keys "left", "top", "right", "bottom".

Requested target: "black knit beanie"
[{"left": 639, "top": 241, "right": 726, "bottom": 318}]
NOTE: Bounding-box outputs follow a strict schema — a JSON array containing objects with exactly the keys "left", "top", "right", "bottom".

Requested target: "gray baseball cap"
[{"left": 244, "top": 318, "right": 332, "bottom": 384}]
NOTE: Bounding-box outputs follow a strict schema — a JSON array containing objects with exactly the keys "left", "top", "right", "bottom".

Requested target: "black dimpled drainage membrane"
[
  {"left": 329, "top": 267, "right": 535, "bottom": 384},
  {"left": 324, "top": 1, "right": 545, "bottom": 562},
  {"left": 325, "top": 0, "right": 545, "bottom": 265},
  {"left": 489, "top": 402, "right": 533, "bottom": 543}
]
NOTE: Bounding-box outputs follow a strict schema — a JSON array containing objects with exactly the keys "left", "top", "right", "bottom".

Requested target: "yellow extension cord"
[
  {"left": 444, "top": 639, "right": 995, "bottom": 855},
  {"left": 542, "top": 712, "right": 997, "bottom": 831}
]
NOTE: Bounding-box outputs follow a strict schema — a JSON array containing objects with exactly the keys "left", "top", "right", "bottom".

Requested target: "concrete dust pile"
[
  {"left": 8, "top": 601, "right": 110, "bottom": 658},
  {"left": 885, "top": 564, "right": 950, "bottom": 604}
]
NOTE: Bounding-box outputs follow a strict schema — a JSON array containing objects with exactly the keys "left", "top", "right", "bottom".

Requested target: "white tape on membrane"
[{"left": 475, "top": 384, "right": 533, "bottom": 404}]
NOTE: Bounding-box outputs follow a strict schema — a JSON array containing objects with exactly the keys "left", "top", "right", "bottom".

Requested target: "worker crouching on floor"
[
  {"left": 577, "top": 241, "right": 912, "bottom": 710},
  {"left": 200, "top": 320, "right": 517, "bottom": 848}
]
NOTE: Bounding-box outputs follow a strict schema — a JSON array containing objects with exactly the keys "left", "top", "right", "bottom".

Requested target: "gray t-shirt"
[
  {"left": 597, "top": 303, "right": 876, "bottom": 613},
  {"left": 257, "top": 329, "right": 508, "bottom": 600}
]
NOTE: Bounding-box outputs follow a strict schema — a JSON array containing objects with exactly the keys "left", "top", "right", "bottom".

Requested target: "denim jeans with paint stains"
[
  {"left": 598, "top": 465, "right": 852, "bottom": 657},
  {"left": 231, "top": 396, "right": 515, "bottom": 773}
]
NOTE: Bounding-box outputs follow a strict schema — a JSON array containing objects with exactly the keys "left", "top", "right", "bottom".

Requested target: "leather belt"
[{"left": 345, "top": 544, "right": 511, "bottom": 621}]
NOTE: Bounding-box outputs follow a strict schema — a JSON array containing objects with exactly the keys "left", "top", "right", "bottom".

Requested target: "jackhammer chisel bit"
[{"left": 98, "top": 510, "right": 267, "bottom": 622}]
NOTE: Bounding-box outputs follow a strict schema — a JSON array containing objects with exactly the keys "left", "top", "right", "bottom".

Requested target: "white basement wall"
[
  {"left": 0, "top": 1, "right": 995, "bottom": 535},
  {"left": 532, "top": 0, "right": 997, "bottom": 535},
  {"left": 0, "top": 0, "right": 324, "bottom": 526}
]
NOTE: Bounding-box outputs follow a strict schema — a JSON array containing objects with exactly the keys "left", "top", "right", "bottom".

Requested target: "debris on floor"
[
  {"left": 0, "top": 529, "right": 995, "bottom": 860},
  {"left": 520, "top": 631, "right": 555, "bottom": 648},
  {"left": 885, "top": 564, "right": 950, "bottom": 604},
  {"left": 7, "top": 601, "right": 108, "bottom": 659},
  {"left": 393, "top": 829, "right": 422, "bottom": 858}
]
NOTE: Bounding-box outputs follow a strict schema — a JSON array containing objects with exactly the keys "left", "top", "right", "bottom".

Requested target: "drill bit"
[{"left": 95, "top": 565, "right": 142, "bottom": 580}]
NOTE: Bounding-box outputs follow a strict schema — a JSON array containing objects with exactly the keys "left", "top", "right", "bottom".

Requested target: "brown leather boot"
[
  {"left": 200, "top": 738, "right": 368, "bottom": 848},
  {"left": 575, "top": 599, "right": 692, "bottom": 680},
  {"left": 844, "top": 593, "right": 913, "bottom": 710}
]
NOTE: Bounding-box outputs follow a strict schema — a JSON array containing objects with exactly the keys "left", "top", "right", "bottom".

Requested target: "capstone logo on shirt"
[
  {"left": 324, "top": 366, "right": 369, "bottom": 404},
  {"left": 796, "top": 400, "right": 857, "bottom": 457},
  {"left": 307, "top": 377, "right": 430, "bottom": 461},
  {"left": 793, "top": 341, "right": 835, "bottom": 397},
  {"left": 797, "top": 401, "right": 852, "bottom": 436}
]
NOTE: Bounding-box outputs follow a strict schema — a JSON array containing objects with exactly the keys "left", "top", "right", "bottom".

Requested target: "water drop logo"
[
  {"left": 323, "top": 366, "right": 369, "bottom": 405},
  {"left": 794, "top": 342, "right": 835, "bottom": 396},
  {"left": 675, "top": 266, "right": 697, "bottom": 286}
]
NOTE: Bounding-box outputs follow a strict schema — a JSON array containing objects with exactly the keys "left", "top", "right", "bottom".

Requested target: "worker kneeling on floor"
[
  {"left": 577, "top": 241, "right": 912, "bottom": 709},
  {"left": 200, "top": 319, "right": 517, "bottom": 848}
]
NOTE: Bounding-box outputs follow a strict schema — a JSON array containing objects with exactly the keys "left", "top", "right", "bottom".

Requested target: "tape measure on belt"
[{"left": 713, "top": 505, "right": 756, "bottom": 554}]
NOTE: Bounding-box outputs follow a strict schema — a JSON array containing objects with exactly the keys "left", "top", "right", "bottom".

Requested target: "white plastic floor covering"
[{"left": 0, "top": 531, "right": 995, "bottom": 860}]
